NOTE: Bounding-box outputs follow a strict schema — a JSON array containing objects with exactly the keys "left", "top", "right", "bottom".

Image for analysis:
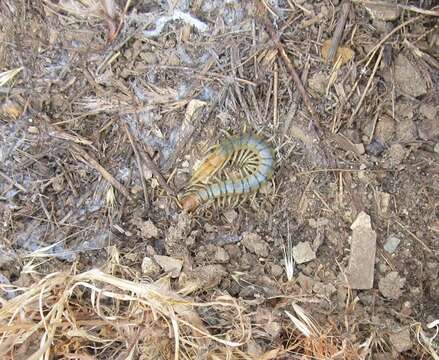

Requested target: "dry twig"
[
  {"left": 348, "top": 46, "right": 384, "bottom": 126},
  {"left": 255, "top": 0, "right": 321, "bottom": 128},
  {"left": 138, "top": 147, "right": 177, "bottom": 197},
  {"left": 327, "top": 0, "right": 351, "bottom": 64},
  {"left": 123, "top": 123, "right": 149, "bottom": 208},
  {"left": 70, "top": 143, "right": 133, "bottom": 202}
]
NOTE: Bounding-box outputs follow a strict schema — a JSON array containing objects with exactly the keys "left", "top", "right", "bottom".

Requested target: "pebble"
[
  {"left": 379, "top": 271, "right": 406, "bottom": 299},
  {"left": 376, "top": 191, "right": 391, "bottom": 216},
  {"left": 365, "top": 2, "right": 400, "bottom": 21},
  {"left": 153, "top": 255, "right": 183, "bottom": 278},
  {"left": 366, "top": 139, "right": 386, "bottom": 156},
  {"left": 313, "top": 282, "right": 336, "bottom": 298},
  {"left": 214, "top": 247, "right": 230, "bottom": 263},
  {"left": 141, "top": 257, "right": 160, "bottom": 276},
  {"left": 270, "top": 263, "right": 284, "bottom": 277},
  {"left": 418, "top": 104, "right": 439, "bottom": 141},
  {"left": 347, "top": 212, "right": 377, "bottom": 289},
  {"left": 388, "top": 143, "right": 406, "bottom": 166},
  {"left": 384, "top": 235, "right": 401, "bottom": 254},
  {"left": 389, "top": 328, "right": 412, "bottom": 353},
  {"left": 241, "top": 232, "right": 269, "bottom": 258},
  {"left": 292, "top": 241, "right": 316, "bottom": 264},
  {"left": 394, "top": 54, "right": 427, "bottom": 97},
  {"left": 180, "top": 265, "right": 226, "bottom": 291}
]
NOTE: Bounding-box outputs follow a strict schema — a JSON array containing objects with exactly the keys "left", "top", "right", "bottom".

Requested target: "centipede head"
[{"left": 179, "top": 193, "right": 200, "bottom": 212}]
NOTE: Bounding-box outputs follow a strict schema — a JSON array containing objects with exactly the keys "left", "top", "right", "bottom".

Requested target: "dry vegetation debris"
[{"left": 0, "top": 0, "right": 438, "bottom": 358}]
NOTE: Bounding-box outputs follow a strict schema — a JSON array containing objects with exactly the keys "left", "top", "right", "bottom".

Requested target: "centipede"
[{"left": 179, "top": 133, "right": 275, "bottom": 212}]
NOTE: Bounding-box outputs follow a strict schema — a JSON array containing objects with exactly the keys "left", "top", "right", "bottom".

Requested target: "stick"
[
  {"left": 70, "top": 143, "right": 133, "bottom": 202},
  {"left": 348, "top": 47, "right": 384, "bottom": 126},
  {"left": 123, "top": 123, "right": 150, "bottom": 208},
  {"left": 137, "top": 147, "right": 177, "bottom": 197},
  {"left": 360, "top": 15, "right": 421, "bottom": 64},
  {"left": 255, "top": 0, "right": 321, "bottom": 127},
  {"left": 327, "top": 0, "right": 351, "bottom": 64}
]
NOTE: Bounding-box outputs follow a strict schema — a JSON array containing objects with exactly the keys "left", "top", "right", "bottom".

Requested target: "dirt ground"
[{"left": 0, "top": 0, "right": 438, "bottom": 359}]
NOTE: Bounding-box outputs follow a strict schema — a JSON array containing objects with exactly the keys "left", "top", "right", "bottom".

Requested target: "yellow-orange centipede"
[{"left": 180, "top": 134, "right": 275, "bottom": 212}]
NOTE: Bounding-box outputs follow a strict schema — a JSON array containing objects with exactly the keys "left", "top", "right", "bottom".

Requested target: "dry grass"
[{"left": 0, "top": 257, "right": 248, "bottom": 359}]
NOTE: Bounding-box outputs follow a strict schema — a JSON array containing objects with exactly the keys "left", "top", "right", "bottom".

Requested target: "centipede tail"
[{"left": 180, "top": 134, "right": 275, "bottom": 212}]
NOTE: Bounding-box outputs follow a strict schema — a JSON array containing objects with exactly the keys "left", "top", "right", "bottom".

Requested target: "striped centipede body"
[{"left": 179, "top": 134, "right": 275, "bottom": 212}]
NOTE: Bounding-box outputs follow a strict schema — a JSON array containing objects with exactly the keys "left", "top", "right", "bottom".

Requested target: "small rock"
[
  {"left": 142, "top": 220, "right": 159, "bottom": 239},
  {"left": 347, "top": 212, "right": 377, "bottom": 289},
  {"left": 378, "top": 262, "right": 389, "bottom": 274},
  {"left": 387, "top": 143, "right": 406, "bottom": 165},
  {"left": 153, "top": 255, "right": 183, "bottom": 278},
  {"left": 270, "top": 263, "right": 284, "bottom": 277},
  {"left": 418, "top": 105, "right": 439, "bottom": 141},
  {"left": 313, "top": 282, "right": 336, "bottom": 298},
  {"left": 293, "top": 242, "right": 316, "bottom": 264},
  {"left": 308, "top": 72, "right": 327, "bottom": 95},
  {"left": 214, "top": 247, "right": 230, "bottom": 263},
  {"left": 131, "top": 218, "right": 159, "bottom": 239},
  {"left": 165, "top": 212, "right": 191, "bottom": 257},
  {"left": 394, "top": 54, "right": 427, "bottom": 97},
  {"left": 375, "top": 114, "right": 395, "bottom": 143},
  {"left": 401, "top": 301, "right": 412, "bottom": 317},
  {"left": 350, "top": 211, "right": 372, "bottom": 230},
  {"left": 395, "top": 101, "right": 415, "bottom": 120},
  {"left": 396, "top": 118, "right": 417, "bottom": 143},
  {"left": 180, "top": 265, "right": 226, "bottom": 291},
  {"left": 419, "top": 103, "right": 438, "bottom": 121},
  {"left": 366, "top": 139, "right": 386, "bottom": 156},
  {"left": 241, "top": 232, "right": 269, "bottom": 258},
  {"left": 355, "top": 143, "right": 365, "bottom": 155},
  {"left": 141, "top": 257, "right": 160, "bottom": 276},
  {"left": 379, "top": 271, "right": 405, "bottom": 299},
  {"left": 365, "top": 2, "right": 400, "bottom": 21},
  {"left": 389, "top": 328, "right": 412, "bottom": 353},
  {"left": 376, "top": 191, "right": 391, "bottom": 216},
  {"left": 384, "top": 235, "right": 401, "bottom": 254}
]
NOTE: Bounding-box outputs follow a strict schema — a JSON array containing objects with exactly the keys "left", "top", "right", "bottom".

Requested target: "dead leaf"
[{"left": 322, "top": 39, "right": 354, "bottom": 65}]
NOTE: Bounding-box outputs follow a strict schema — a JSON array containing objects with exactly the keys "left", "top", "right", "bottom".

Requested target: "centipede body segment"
[{"left": 180, "top": 134, "right": 275, "bottom": 212}]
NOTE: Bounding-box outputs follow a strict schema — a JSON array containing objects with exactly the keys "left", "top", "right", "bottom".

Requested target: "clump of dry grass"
[
  {"left": 0, "top": 263, "right": 248, "bottom": 359},
  {"left": 284, "top": 303, "right": 361, "bottom": 359}
]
